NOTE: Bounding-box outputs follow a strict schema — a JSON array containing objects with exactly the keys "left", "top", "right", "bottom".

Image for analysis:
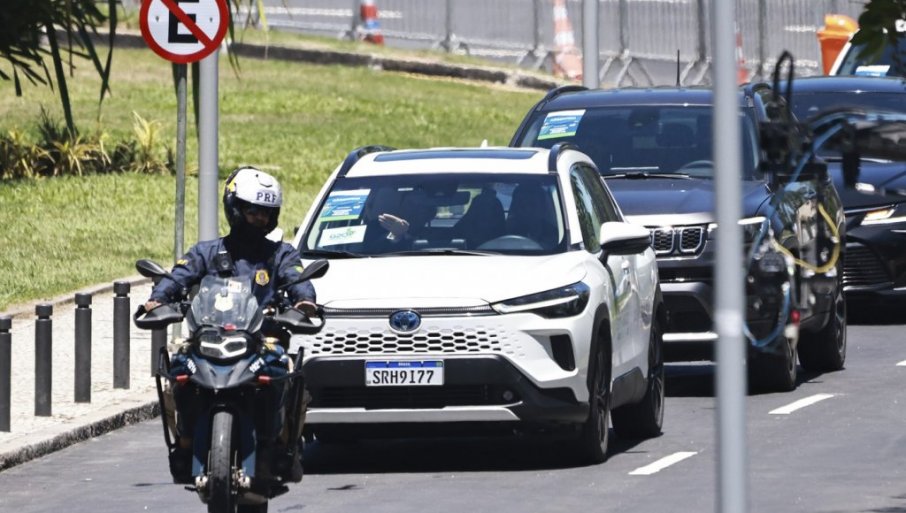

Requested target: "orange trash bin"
[{"left": 817, "top": 14, "right": 858, "bottom": 75}]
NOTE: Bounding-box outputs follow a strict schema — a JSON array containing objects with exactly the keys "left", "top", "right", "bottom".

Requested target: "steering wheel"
[
  {"left": 677, "top": 160, "right": 714, "bottom": 172},
  {"left": 476, "top": 235, "right": 543, "bottom": 251}
]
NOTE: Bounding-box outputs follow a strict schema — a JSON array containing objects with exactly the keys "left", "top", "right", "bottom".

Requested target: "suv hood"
[
  {"left": 605, "top": 177, "right": 770, "bottom": 221},
  {"left": 302, "top": 254, "right": 588, "bottom": 308},
  {"left": 828, "top": 160, "right": 906, "bottom": 209}
]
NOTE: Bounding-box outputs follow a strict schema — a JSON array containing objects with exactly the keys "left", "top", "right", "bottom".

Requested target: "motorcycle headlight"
[
  {"left": 861, "top": 205, "right": 906, "bottom": 226},
  {"left": 492, "top": 282, "right": 591, "bottom": 318},
  {"left": 198, "top": 332, "right": 250, "bottom": 360}
]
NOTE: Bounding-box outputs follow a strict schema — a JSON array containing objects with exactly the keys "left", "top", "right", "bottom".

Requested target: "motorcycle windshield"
[{"left": 188, "top": 275, "right": 263, "bottom": 332}]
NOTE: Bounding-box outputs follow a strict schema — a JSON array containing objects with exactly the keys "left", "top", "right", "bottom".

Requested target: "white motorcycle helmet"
[{"left": 223, "top": 166, "right": 283, "bottom": 235}]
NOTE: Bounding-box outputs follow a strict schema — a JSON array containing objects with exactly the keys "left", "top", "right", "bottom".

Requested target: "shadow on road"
[
  {"left": 303, "top": 430, "right": 649, "bottom": 475},
  {"left": 847, "top": 298, "right": 906, "bottom": 326}
]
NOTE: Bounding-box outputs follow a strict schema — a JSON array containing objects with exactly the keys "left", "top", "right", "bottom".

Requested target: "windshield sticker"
[
  {"left": 320, "top": 225, "right": 367, "bottom": 246},
  {"left": 214, "top": 295, "right": 234, "bottom": 312},
  {"left": 320, "top": 189, "right": 370, "bottom": 221},
  {"left": 854, "top": 65, "right": 890, "bottom": 77},
  {"left": 538, "top": 109, "right": 586, "bottom": 140},
  {"left": 227, "top": 280, "right": 244, "bottom": 294}
]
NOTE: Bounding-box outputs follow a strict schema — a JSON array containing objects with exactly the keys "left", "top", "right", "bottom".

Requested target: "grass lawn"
[{"left": 0, "top": 44, "right": 541, "bottom": 311}]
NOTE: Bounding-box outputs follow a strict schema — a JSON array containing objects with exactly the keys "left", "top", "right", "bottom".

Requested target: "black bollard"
[
  {"left": 150, "top": 277, "right": 166, "bottom": 376},
  {"left": 113, "top": 282, "right": 131, "bottom": 389},
  {"left": 35, "top": 303, "right": 53, "bottom": 417},
  {"left": 0, "top": 315, "right": 11, "bottom": 431},
  {"left": 74, "top": 293, "right": 92, "bottom": 403}
]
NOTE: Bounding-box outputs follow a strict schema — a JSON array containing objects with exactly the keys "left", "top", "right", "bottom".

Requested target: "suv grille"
[
  {"left": 311, "top": 385, "right": 515, "bottom": 409},
  {"left": 303, "top": 327, "right": 524, "bottom": 356},
  {"left": 648, "top": 226, "right": 706, "bottom": 256},
  {"left": 844, "top": 244, "right": 890, "bottom": 289}
]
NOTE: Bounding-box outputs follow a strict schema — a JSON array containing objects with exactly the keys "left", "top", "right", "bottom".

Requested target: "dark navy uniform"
[{"left": 149, "top": 234, "right": 315, "bottom": 307}]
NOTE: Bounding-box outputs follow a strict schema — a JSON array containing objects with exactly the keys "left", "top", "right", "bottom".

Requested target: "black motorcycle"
[{"left": 133, "top": 259, "right": 328, "bottom": 513}]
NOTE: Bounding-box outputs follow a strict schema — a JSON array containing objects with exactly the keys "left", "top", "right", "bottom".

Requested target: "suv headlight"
[
  {"left": 492, "top": 282, "right": 591, "bottom": 318},
  {"left": 198, "top": 332, "right": 250, "bottom": 360},
  {"left": 861, "top": 205, "right": 906, "bottom": 226},
  {"left": 708, "top": 216, "right": 768, "bottom": 243}
]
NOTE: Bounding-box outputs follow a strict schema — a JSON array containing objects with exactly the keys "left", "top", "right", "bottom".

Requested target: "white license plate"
[{"left": 365, "top": 360, "right": 444, "bottom": 386}]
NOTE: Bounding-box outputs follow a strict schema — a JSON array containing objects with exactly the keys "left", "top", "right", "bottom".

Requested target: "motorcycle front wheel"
[{"left": 209, "top": 411, "right": 236, "bottom": 513}]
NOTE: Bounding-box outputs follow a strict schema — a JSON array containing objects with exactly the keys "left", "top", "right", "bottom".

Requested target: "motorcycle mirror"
[
  {"left": 135, "top": 259, "right": 177, "bottom": 281},
  {"left": 297, "top": 259, "right": 330, "bottom": 282},
  {"left": 277, "top": 259, "right": 330, "bottom": 295}
]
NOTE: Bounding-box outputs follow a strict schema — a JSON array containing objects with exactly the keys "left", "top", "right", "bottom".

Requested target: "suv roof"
[
  {"left": 336, "top": 145, "right": 591, "bottom": 178},
  {"left": 783, "top": 75, "right": 906, "bottom": 93}
]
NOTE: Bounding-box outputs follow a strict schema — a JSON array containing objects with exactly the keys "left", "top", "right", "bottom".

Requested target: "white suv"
[{"left": 290, "top": 145, "right": 664, "bottom": 462}]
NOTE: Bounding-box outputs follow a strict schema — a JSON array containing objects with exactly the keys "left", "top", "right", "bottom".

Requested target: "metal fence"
[{"left": 231, "top": 0, "right": 867, "bottom": 86}]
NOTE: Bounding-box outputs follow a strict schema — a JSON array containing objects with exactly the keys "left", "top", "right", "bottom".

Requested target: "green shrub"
[{"left": 0, "top": 109, "right": 174, "bottom": 180}]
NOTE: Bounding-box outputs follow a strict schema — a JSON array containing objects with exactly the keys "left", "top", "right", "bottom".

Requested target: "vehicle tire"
[
  {"left": 238, "top": 503, "right": 267, "bottom": 513},
  {"left": 749, "top": 334, "right": 797, "bottom": 392},
  {"left": 208, "top": 411, "right": 237, "bottom": 513},
  {"left": 798, "top": 285, "right": 847, "bottom": 372},
  {"left": 612, "top": 318, "right": 664, "bottom": 439},
  {"left": 573, "top": 340, "right": 611, "bottom": 464}
]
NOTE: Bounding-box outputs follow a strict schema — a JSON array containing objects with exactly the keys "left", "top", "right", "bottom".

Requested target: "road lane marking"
[
  {"left": 896, "top": 360, "right": 906, "bottom": 366},
  {"left": 629, "top": 451, "right": 697, "bottom": 475},
  {"left": 769, "top": 393, "right": 835, "bottom": 415}
]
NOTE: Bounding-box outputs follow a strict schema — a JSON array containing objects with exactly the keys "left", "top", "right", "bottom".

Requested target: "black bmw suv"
[{"left": 510, "top": 84, "right": 847, "bottom": 391}]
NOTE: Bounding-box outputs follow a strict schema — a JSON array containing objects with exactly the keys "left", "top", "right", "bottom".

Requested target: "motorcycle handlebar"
[
  {"left": 133, "top": 303, "right": 185, "bottom": 330},
  {"left": 272, "top": 306, "right": 326, "bottom": 335}
]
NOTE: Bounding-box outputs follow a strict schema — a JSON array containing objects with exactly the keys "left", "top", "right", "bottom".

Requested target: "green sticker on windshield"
[{"left": 538, "top": 109, "right": 585, "bottom": 140}]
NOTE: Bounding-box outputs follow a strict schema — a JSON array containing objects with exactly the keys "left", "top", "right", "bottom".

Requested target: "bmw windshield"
[
  {"left": 516, "top": 106, "right": 761, "bottom": 179},
  {"left": 300, "top": 173, "right": 568, "bottom": 256}
]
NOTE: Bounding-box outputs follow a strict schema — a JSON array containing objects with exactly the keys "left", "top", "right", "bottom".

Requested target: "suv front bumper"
[{"left": 303, "top": 354, "right": 586, "bottom": 425}]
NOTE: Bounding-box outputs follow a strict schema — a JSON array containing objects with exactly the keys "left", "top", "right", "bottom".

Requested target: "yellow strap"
[{"left": 771, "top": 203, "right": 841, "bottom": 274}]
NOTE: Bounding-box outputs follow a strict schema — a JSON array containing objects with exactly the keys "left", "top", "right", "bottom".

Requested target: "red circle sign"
[{"left": 140, "top": 0, "right": 229, "bottom": 64}]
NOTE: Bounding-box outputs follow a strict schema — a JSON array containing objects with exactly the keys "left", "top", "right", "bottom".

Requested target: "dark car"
[
  {"left": 510, "top": 84, "right": 848, "bottom": 391},
  {"left": 784, "top": 75, "right": 906, "bottom": 306},
  {"left": 829, "top": 24, "right": 905, "bottom": 78}
]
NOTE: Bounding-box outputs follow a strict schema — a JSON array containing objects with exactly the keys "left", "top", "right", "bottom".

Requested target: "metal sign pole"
[
  {"left": 198, "top": 49, "right": 220, "bottom": 242},
  {"left": 173, "top": 62, "right": 188, "bottom": 343},
  {"left": 174, "top": 63, "right": 187, "bottom": 260},
  {"left": 582, "top": 0, "right": 600, "bottom": 89},
  {"left": 712, "top": 0, "right": 747, "bottom": 510}
]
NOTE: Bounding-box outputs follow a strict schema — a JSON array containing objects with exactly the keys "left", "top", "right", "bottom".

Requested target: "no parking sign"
[{"left": 140, "top": 0, "right": 229, "bottom": 64}]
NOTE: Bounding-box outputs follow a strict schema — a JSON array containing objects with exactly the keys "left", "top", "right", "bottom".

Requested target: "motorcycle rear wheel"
[{"left": 209, "top": 411, "right": 237, "bottom": 513}]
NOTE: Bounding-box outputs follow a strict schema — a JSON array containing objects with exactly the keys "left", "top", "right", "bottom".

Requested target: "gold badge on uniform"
[{"left": 255, "top": 269, "right": 270, "bottom": 286}]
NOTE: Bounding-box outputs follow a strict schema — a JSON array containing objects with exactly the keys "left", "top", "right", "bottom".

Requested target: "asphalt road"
[{"left": 2, "top": 308, "right": 903, "bottom": 513}]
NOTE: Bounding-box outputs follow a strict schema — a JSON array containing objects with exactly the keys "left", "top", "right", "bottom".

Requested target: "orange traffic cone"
[
  {"left": 736, "top": 24, "right": 750, "bottom": 84},
  {"left": 552, "top": 0, "right": 583, "bottom": 82},
  {"left": 359, "top": 0, "right": 384, "bottom": 45}
]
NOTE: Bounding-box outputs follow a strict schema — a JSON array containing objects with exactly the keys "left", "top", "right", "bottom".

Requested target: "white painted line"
[
  {"left": 629, "top": 451, "right": 697, "bottom": 475},
  {"left": 769, "top": 393, "right": 835, "bottom": 415},
  {"left": 896, "top": 360, "right": 906, "bottom": 366}
]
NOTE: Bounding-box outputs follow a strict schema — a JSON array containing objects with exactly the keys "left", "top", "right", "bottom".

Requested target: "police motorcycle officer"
[{"left": 143, "top": 166, "right": 317, "bottom": 484}]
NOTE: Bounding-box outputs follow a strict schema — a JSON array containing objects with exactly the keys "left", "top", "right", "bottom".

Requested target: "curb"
[
  {"left": 0, "top": 401, "right": 160, "bottom": 472},
  {"left": 89, "top": 30, "right": 562, "bottom": 92},
  {"left": 2, "top": 275, "right": 152, "bottom": 321}
]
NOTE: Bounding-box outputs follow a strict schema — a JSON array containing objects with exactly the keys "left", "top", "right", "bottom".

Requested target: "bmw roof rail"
[
  {"left": 337, "top": 145, "right": 396, "bottom": 177},
  {"left": 548, "top": 142, "right": 580, "bottom": 173}
]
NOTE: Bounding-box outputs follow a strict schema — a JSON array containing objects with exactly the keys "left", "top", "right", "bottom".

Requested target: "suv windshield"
[
  {"left": 835, "top": 34, "right": 906, "bottom": 77},
  {"left": 300, "top": 173, "right": 567, "bottom": 256},
  {"left": 516, "top": 106, "right": 761, "bottom": 179}
]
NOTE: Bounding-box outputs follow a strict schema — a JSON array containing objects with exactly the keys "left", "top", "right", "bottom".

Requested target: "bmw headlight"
[
  {"left": 492, "top": 282, "right": 591, "bottom": 318},
  {"left": 198, "top": 332, "right": 250, "bottom": 360},
  {"left": 860, "top": 205, "right": 906, "bottom": 226}
]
